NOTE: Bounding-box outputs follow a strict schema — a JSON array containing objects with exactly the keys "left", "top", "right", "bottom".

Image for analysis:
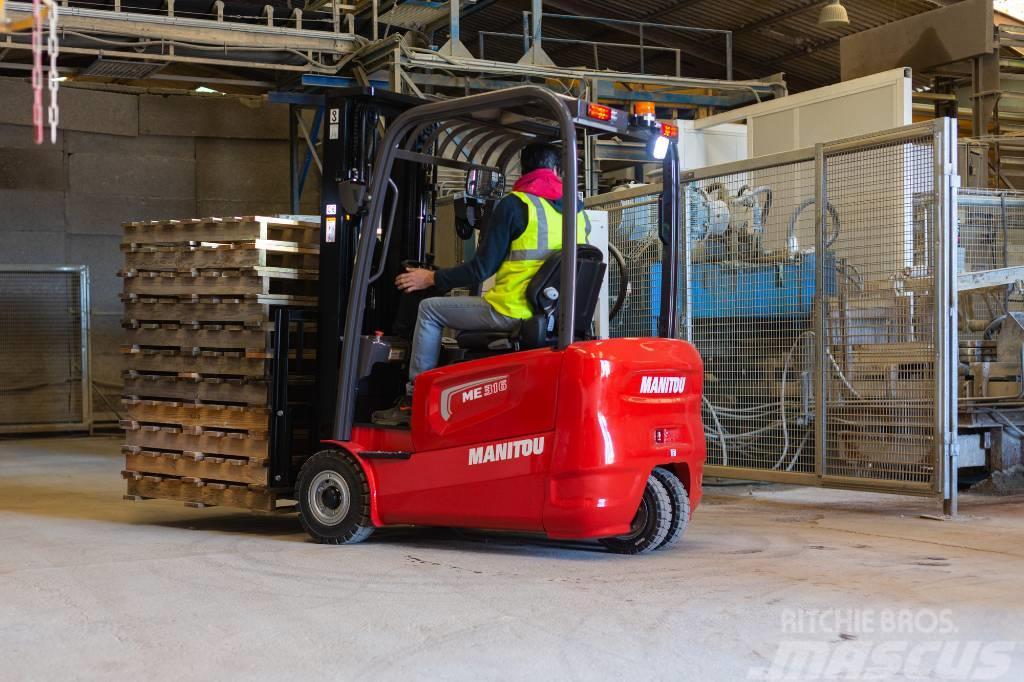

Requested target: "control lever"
[{"left": 401, "top": 259, "right": 436, "bottom": 271}]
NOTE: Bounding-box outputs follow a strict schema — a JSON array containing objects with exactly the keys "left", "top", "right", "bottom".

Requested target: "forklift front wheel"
[
  {"left": 297, "top": 450, "right": 375, "bottom": 545},
  {"left": 599, "top": 473, "right": 672, "bottom": 555}
]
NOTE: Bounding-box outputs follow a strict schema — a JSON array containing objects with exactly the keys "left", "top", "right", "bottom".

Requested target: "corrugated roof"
[{"left": 455, "top": 0, "right": 951, "bottom": 91}]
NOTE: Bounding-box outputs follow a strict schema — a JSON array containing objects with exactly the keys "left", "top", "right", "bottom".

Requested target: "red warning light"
[
  {"left": 660, "top": 123, "right": 679, "bottom": 139},
  {"left": 587, "top": 103, "right": 613, "bottom": 121}
]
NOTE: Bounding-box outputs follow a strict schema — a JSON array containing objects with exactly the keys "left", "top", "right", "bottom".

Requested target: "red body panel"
[{"left": 323, "top": 337, "right": 705, "bottom": 540}]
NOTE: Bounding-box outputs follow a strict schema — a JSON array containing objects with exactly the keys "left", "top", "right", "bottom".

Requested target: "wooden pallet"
[
  {"left": 121, "top": 215, "right": 319, "bottom": 511},
  {"left": 120, "top": 267, "right": 318, "bottom": 298},
  {"left": 123, "top": 373, "right": 270, "bottom": 405},
  {"left": 121, "top": 348, "right": 272, "bottom": 378},
  {"left": 123, "top": 294, "right": 315, "bottom": 328},
  {"left": 123, "top": 240, "right": 319, "bottom": 271},
  {"left": 123, "top": 446, "right": 268, "bottom": 485},
  {"left": 122, "top": 398, "right": 270, "bottom": 431},
  {"left": 122, "top": 325, "right": 317, "bottom": 358},
  {"left": 122, "top": 216, "right": 318, "bottom": 246},
  {"left": 123, "top": 419, "right": 269, "bottom": 460},
  {"left": 122, "top": 346, "right": 315, "bottom": 378},
  {"left": 124, "top": 372, "right": 312, "bottom": 406},
  {"left": 123, "top": 325, "right": 274, "bottom": 350},
  {"left": 123, "top": 471, "right": 279, "bottom": 511}
]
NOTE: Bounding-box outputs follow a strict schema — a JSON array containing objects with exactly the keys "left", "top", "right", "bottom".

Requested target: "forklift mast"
[{"left": 315, "top": 88, "right": 425, "bottom": 443}]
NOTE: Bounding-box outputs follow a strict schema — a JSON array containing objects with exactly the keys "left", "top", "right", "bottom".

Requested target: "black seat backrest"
[{"left": 519, "top": 244, "right": 606, "bottom": 348}]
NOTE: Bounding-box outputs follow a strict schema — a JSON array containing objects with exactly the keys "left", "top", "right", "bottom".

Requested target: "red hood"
[{"left": 512, "top": 168, "right": 564, "bottom": 201}]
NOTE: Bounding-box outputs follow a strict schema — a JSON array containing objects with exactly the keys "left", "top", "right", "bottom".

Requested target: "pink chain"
[{"left": 31, "top": 0, "right": 43, "bottom": 144}]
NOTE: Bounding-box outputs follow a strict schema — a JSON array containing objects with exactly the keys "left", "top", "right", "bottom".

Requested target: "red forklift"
[{"left": 269, "top": 85, "right": 705, "bottom": 553}]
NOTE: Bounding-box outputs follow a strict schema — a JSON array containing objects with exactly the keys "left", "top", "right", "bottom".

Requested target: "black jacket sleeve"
[{"left": 433, "top": 195, "right": 527, "bottom": 292}]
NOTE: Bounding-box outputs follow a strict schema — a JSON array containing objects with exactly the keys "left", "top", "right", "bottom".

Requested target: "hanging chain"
[
  {"left": 31, "top": 0, "right": 43, "bottom": 144},
  {"left": 46, "top": 0, "right": 59, "bottom": 144}
]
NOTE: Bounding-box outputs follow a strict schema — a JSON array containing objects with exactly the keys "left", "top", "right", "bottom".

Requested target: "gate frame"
[
  {"left": 677, "top": 119, "right": 958, "bottom": 511},
  {"left": 0, "top": 264, "right": 93, "bottom": 434}
]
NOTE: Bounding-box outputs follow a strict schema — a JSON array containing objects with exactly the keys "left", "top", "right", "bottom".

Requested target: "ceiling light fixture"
[{"left": 818, "top": 1, "right": 850, "bottom": 29}]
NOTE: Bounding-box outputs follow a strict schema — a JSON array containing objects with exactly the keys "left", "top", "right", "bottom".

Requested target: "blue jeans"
[{"left": 408, "top": 296, "right": 519, "bottom": 388}]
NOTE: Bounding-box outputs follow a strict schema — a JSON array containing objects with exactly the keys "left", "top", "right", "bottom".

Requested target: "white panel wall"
[
  {"left": 691, "top": 68, "right": 916, "bottom": 273},
  {"left": 694, "top": 68, "right": 913, "bottom": 157},
  {"left": 678, "top": 120, "right": 747, "bottom": 171}
]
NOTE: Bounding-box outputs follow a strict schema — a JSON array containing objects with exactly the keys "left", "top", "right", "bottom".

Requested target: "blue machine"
[{"left": 649, "top": 253, "right": 836, "bottom": 334}]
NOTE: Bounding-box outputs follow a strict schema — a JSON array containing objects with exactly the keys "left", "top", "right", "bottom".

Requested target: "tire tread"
[
  {"left": 600, "top": 474, "right": 672, "bottom": 555},
  {"left": 296, "top": 450, "right": 375, "bottom": 545},
  {"left": 651, "top": 467, "right": 690, "bottom": 550}
]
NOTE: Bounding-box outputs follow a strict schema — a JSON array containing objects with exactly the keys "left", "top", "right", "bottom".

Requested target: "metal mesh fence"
[
  {"left": 684, "top": 158, "right": 818, "bottom": 474},
  {"left": 957, "top": 189, "right": 1024, "bottom": 349},
  {"left": 0, "top": 267, "right": 91, "bottom": 432},
  {"left": 589, "top": 120, "right": 955, "bottom": 496},
  {"left": 599, "top": 187, "right": 663, "bottom": 338},
  {"left": 821, "top": 134, "right": 938, "bottom": 485}
]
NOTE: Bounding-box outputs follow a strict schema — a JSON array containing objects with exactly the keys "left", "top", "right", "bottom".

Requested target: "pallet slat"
[
  {"left": 122, "top": 353, "right": 272, "bottom": 378},
  {"left": 122, "top": 298, "right": 309, "bottom": 328},
  {"left": 124, "top": 474, "right": 278, "bottom": 511},
  {"left": 121, "top": 270, "right": 317, "bottom": 297},
  {"left": 123, "top": 421, "right": 269, "bottom": 460},
  {"left": 123, "top": 399, "right": 270, "bottom": 430},
  {"left": 123, "top": 240, "right": 319, "bottom": 271},
  {"left": 122, "top": 326, "right": 274, "bottom": 350},
  {"left": 124, "top": 450, "right": 267, "bottom": 485},
  {"left": 123, "top": 374, "right": 272, "bottom": 405},
  {"left": 122, "top": 216, "right": 318, "bottom": 246}
]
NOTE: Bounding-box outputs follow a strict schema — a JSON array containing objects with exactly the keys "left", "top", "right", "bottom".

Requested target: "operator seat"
[{"left": 456, "top": 244, "right": 607, "bottom": 352}]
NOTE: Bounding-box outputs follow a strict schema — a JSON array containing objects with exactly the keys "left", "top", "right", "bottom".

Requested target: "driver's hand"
[{"left": 395, "top": 267, "right": 435, "bottom": 293}]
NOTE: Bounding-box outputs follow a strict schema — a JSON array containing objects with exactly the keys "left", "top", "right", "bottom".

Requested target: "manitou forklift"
[{"left": 268, "top": 85, "right": 705, "bottom": 553}]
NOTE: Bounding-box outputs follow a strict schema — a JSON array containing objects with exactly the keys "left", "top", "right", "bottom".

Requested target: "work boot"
[{"left": 372, "top": 394, "right": 413, "bottom": 427}]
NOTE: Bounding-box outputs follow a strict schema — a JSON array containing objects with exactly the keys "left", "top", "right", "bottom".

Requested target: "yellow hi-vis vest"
[{"left": 483, "top": 191, "right": 591, "bottom": 320}]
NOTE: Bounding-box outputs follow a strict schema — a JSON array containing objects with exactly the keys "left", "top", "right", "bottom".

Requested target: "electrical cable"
[
  {"left": 607, "top": 241, "right": 630, "bottom": 321},
  {"left": 787, "top": 197, "right": 841, "bottom": 252},
  {"left": 702, "top": 395, "right": 729, "bottom": 465}
]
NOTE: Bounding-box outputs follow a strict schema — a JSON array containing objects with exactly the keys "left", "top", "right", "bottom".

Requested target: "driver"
[{"left": 372, "top": 142, "right": 590, "bottom": 426}]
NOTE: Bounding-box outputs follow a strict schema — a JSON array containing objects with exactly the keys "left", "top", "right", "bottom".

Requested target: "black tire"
[
  {"left": 599, "top": 473, "right": 672, "bottom": 555},
  {"left": 651, "top": 467, "right": 690, "bottom": 550},
  {"left": 296, "top": 450, "right": 375, "bottom": 545}
]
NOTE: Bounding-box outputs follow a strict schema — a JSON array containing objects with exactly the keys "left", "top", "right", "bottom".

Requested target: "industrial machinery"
[
  {"left": 956, "top": 190, "right": 1024, "bottom": 480},
  {"left": 685, "top": 181, "right": 836, "bottom": 473},
  {"left": 600, "top": 138, "right": 956, "bottom": 487},
  {"left": 603, "top": 173, "right": 849, "bottom": 475},
  {"left": 266, "top": 86, "right": 706, "bottom": 552}
]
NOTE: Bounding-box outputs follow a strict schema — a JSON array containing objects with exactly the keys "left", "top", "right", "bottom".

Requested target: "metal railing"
[
  {"left": 587, "top": 119, "right": 959, "bottom": 509},
  {"left": 0, "top": 265, "right": 92, "bottom": 433},
  {"left": 522, "top": 11, "right": 732, "bottom": 79},
  {"left": 478, "top": 31, "right": 682, "bottom": 77}
]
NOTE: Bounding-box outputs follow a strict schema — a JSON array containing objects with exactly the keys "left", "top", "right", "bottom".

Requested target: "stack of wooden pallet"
[{"left": 119, "top": 216, "right": 319, "bottom": 512}]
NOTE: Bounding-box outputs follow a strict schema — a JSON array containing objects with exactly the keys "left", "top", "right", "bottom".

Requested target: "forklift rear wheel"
[
  {"left": 599, "top": 474, "right": 672, "bottom": 554},
  {"left": 297, "top": 450, "right": 375, "bottom": 545},
  {"left": 651, "top": 467, "right": 690, "bottom": 550}
]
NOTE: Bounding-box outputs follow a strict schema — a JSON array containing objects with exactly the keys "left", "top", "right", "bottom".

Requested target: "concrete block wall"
[{"left": 0, "top": 78, "right": 320, "bottom": 423}]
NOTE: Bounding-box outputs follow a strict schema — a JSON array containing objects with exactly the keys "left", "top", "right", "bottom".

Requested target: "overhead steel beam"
[
  {"left": 4, "top": 1, "right": 363, "bottom": 52},
  {"left": 519, "top": 0, "right": 555, "bottom": 66},
  {"left": 438, "top": 0, "right": 473, "bottom": 59}
]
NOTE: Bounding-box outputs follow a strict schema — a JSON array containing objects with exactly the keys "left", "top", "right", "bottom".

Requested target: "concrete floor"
[{"left": 1, "top": 436, "right": 1023, "bottom": 681}]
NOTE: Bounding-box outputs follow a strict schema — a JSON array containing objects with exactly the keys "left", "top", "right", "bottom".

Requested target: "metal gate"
[
  {"left": 0, "top": 266, "right": 92, "bottom": 433},
  {"left": 588, "top": 119, "right": 958, "bottom": 507}
]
